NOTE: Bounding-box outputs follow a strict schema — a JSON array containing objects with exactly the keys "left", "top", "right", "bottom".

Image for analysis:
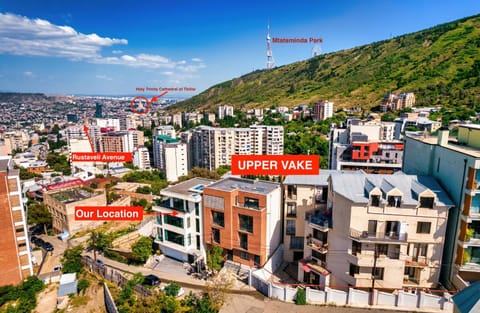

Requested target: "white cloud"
[
  {"left": 23, "top": 71, "right": 34, "bottom": 77},
  {"left": 0, "top": 13, "right": 206, "bottom": 72},
  {"left": 95, "top": 74, "right": 113, "bottom": 81},
  {"left": 162, "top": 71, "right": 174, "bottom": 76}
]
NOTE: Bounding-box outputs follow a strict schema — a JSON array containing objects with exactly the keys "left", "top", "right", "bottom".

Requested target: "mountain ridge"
[{"left": 171, "top": 14, "right": 480, "bottom": 113}]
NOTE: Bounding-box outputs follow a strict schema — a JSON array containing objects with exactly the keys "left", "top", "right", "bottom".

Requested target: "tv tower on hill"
[{"left": 266, "top": 18, "right": 275, "bottom": 70}]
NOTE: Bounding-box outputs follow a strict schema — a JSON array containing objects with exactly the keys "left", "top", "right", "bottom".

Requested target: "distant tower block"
[
  {"left": 266, "top": 18, "right": 275, "bottom": 70},
  {"left": 312, "top": 43, "right": 322, "bottom": 57}
]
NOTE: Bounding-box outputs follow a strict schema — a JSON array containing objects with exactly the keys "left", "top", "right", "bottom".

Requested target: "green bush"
[
  {"left": 295, "top": 288, "right": 307, "bottom": 305},
  {"left": 164, "top": 283, "right": 180, "bottom": 297}
]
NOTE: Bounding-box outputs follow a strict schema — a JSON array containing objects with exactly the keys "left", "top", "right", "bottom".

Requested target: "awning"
[{"left": 301, "top": 264, "right": 311, "bottom": 273}]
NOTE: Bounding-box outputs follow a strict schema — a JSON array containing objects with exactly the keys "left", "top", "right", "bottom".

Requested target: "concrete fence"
[{"left": 250, "top": 269, "right": 454, "bottom": 312}]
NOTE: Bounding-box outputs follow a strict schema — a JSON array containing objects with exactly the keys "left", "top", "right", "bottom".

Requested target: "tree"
[
  {"left": 62, "top": 245, "right": 84, "bottom": 273},
  {"left": 131, "top": 236, "right": 153, "bottom": 263},
  {"left": 164, "top": 283, "right": 180, "bottom": 297},
  {"left": 27, "top": 201, "right": 51, "bottom": 234},
  {"left": 135, "top": 186, "right": 152, "bottom": 194},
  {"left": 77, "top": 278, "right": 90, "bottom": 294},
  {"left": 87, "top": 231, "right": 112, "bottom": 261},
  {"left": 205, "top": 271, "right": 235, "bottom": 311},
  {"left": 206, "top": 246, "right": 223, "bottom": 271},
  {"left": 18, "top": 167, "right": 42, "bottom": 180}
]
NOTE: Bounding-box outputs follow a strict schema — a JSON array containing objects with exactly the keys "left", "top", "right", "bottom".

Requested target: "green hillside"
[{"left": 172, "top": 14, "right": 480, "bottom": 113}]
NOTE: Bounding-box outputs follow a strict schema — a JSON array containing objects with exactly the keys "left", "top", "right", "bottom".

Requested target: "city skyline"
[{"left": 0, "top": 0, "right": 478, "bottom": 96}]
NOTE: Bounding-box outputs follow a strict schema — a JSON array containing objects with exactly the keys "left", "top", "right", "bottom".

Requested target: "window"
[
  {"left": 156, "top": 214, "right": 163, "bottom": 225},
  {"left": 313, "top": 228, "right": 327, "bottom": 242},
  {"left": 286, "top": 220, "right": 296, "bottom": 235},
  {"left": 312, "top": 250, "right": 325, "bottom": 262},
  {"left": 195, "top": 202, "right": 199, "bottom": 216},
  {"left": 352, "top": 240, "right": 362, "bottom": 256},
  {"left": 416, "top": 222, "right": 431, "bottom": 234},
  {"left": 212, "top": 211, "right": 224, "bottom": 227},
  {"left": 286, "top": 202, "right": 297, "bottom": 217},
  {"left": 187, "top": 233, "right": 192, "bottom": 246},
  {"left": 290, "top": 236, "right": 304, "bottom": 250},
  {"left": 244, "top": 197, "right": 260, "bottom": 209},
  {"left": 15, "top": 227, "right": 24, "bottom": 233},
  {"left": 349, "top": 264, "right": 360, "bottom": 277},
  {"left": 411, "top": 243, "right": 428, "bottom": 257},
  {"left": 157, "top": 228, "right": 163, "bottom": 241},
  {"left": 387, "top": 195, "right": 402, "bottom": 207},
  {"left": 287, "top": 185, "right": 297, "bottom": 199},
  {"left": 385, "top": 221, "right": 399, "bottom": 237},
  {"left": 368, "top": 220, "right": 377, "bottom": 236},
  {"left": 165, "top": 230, "right": 184, "bottom": 246},
  {"left": 240, "top": 251, "right": 249, "bottom": 260},
  {"left": 420, "top": 197, "right": 434, "bottom": 209},
  {"left": 196, "top": 235, "right": 200, "bottom": 250},
  {"left": 373, "top": 267, "right": 385, "bottom": 280},
  {"left": 377, "top": 244, "right": 388, "bottom": 256},
  {"left": 186, "top": 217, "right": 191, "bottom": 228},
  {"left": 370, "top": 195, "right": 380, "bottom": 207},
  {"left": 212, "top": 228, "right": 220, "bottom": 243},
  {"left": 239, "top": 232, "right": 248, "bottom": 250},
  {"left": 164, "top": 215, "right": 184, "bottom": 228},
  {"left": 254, "top": 255, "right": 261, "bottom": 266},
  {"left": 173, "top": 198, "right": 184, "bottom": 211},
  {"left": 239, "top": 214, "right": 253, "bottom": 233},
  {"left": 196, "top": 219, "right": 200, "bottom": 232}
]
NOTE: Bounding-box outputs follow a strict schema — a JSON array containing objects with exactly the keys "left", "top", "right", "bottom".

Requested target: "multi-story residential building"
[
  {"left": 393, "top": 112, "right": 442, "bottom": 138},
  {"left": 154, "top": 125, "right": 176, "bottom": 138},
  {"left": 183, "top": 125, "right": 284, "bottom": 171},
  {"left": 153, "top": 178, "right": 215, "bottom": 263},
  {"left": 283, "top": 171, "right": 334, "bottom": 263},
  {"left": 152, "top": 135, "right": 187, "bottom": 182},
  {"left": 313, "top": 101, "right": 334, "bottom": 121},
  {"left": 0, "top": 156, "right": 34, "bottom": 286},
  {"left": 217, "top": 105, "right": 234, "bottom": 119},
  {"left": 297, "top": 171, "right": 453, "bottom": 290},
  {"left": 329, "top": 121, "right": 403, "bottom": 173},
  {"left": 100, "top": 130, "right": 144, "bottom": 153},
  {"left": 133, "top": 146, "right": 151, "bottom": 170},
  {"left": 44, "top": 187, "right": 106, "bottom": 236},
  {"left": 403, "top": 126, "right": 480, "bottom": 288},
  {"left": 203, "top": 177, "right": 282, "bottom": 267},
  {"left": 172, "top": 113, "right": 182, "bottom": 128},
  {"left": 381, "top": 92, "right": 416, "bottom": 112},
  {"left": 1, "top": 130, "right": 30, "bottom": 153}
]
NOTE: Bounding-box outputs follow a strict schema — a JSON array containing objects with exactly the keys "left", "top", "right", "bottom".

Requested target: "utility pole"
[{"left": 370, "top": 244, "right": 378, "bottom": 305}]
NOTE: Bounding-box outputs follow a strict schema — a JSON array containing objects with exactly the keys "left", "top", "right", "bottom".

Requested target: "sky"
[{"left": 0, "top": 0, "right": 479, "bottom": 97}]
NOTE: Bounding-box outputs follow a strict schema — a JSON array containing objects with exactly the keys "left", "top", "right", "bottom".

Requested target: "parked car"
[
  {"left": 30, "top": 236, "right": 40, "bottom": 245},
  {"left": 42, "top": 242, "right": 54, "bottom": 252},
  {"left": 95, "top": 259, "right": 105, "bottom": 267},
  {"left": 53, "top": 265, "right": 62, "bottom": 272},
  {"left": 143, "top": 274, "right": 161, "bottom": 286},
  {"left": 35, "top": 238, "right": 46, "bottom": 247}
]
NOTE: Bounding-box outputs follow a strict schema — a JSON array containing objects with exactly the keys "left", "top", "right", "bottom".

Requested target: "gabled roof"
[{"left": 453, "top": 280, "right": 480, "bottom": 313}]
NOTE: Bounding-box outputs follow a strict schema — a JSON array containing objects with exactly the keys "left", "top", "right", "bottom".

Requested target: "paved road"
[{"left": 36, "top": 234, "right": 68, "bottom": 275}]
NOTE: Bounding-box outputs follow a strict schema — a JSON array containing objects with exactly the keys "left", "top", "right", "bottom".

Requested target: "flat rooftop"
[
  {"left": 407, "top": 134, "right": 480, "bottom": 158},
  {"left": 161, "top": 177, "right": 216, "bottom": 197},
  {"left": 206, "top": 177, "right": 280, "bottom": 194},
  {"left": 284, "top": 170, "right": 337, "bottom": 186},
  {"left": 50, "top": 188, "right": 100, "bottom": 204}
]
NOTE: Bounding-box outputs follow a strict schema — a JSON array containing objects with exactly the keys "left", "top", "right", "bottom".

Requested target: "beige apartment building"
[
  {"left": 297, "top": 171, "right": 453, "bottom": 290},
  {"left": 44, "top": 187, "right": 106, "bottom": 236}
]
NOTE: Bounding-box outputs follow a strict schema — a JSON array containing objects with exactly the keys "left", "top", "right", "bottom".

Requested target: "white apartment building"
[
  {"left": 153, "top": 178, "right": 215, "bottom": 264},
  {"left": 153, "top": 135, "right": 187, "bottom": 182},
  {"left": 297, "top": 171, "right": 453, "bottom": 290},
  {"left": 95, "top": 118, "right": 121, "bottom": 131},
  {"left": 313, "top": 101, "right": 334, "bottom": 121},
  {"left": 154, "top": 125, "right": 176, "bottom": 138},
  {"left": 182, "top": 125, "right": 284, "bottom": 171},
  {"left": 133, "top": 146, "right": 151, "bottom": 170},
  {"left": 217, "top": 105, "right": 234, "bottom": 119}
]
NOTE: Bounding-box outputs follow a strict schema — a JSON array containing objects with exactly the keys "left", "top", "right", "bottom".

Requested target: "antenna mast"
[{"left": 266, "top": 18, "right": 275, "bottom": 70}]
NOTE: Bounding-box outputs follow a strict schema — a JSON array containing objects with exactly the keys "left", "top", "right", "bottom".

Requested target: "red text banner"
[
  {"left": 231, "top": 155, "right": 319, "bottom": 175},
  {"left": 71, "top": 152, "right": 132, "bottom": 162},
  {"left": 75, "top": 206, "right": 143, "bottom": 221}
]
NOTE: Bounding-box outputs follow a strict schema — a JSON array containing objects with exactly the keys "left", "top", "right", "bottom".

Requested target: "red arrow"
[
  {"left": 157, "top": 211, "right": 178, "bottom": 216},
  {"left": 83, "top": 124, "right": 95, "bottom": 152},
  {"left": 151, "top": 91, "right": 168, "bottom": 103}
]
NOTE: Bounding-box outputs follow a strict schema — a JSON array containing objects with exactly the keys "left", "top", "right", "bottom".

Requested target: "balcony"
[
  {"left": 349, "top": 228, "right": 408, "bottom": 243},
  {"left": 306, "top": 211, "right": 331, "bottom": 232},
  {"left": 306, "top": 237, "right": 328, "bottom": 253},
  {"left": 404, "top": 255, "right": 428, "bottom": 267}
]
